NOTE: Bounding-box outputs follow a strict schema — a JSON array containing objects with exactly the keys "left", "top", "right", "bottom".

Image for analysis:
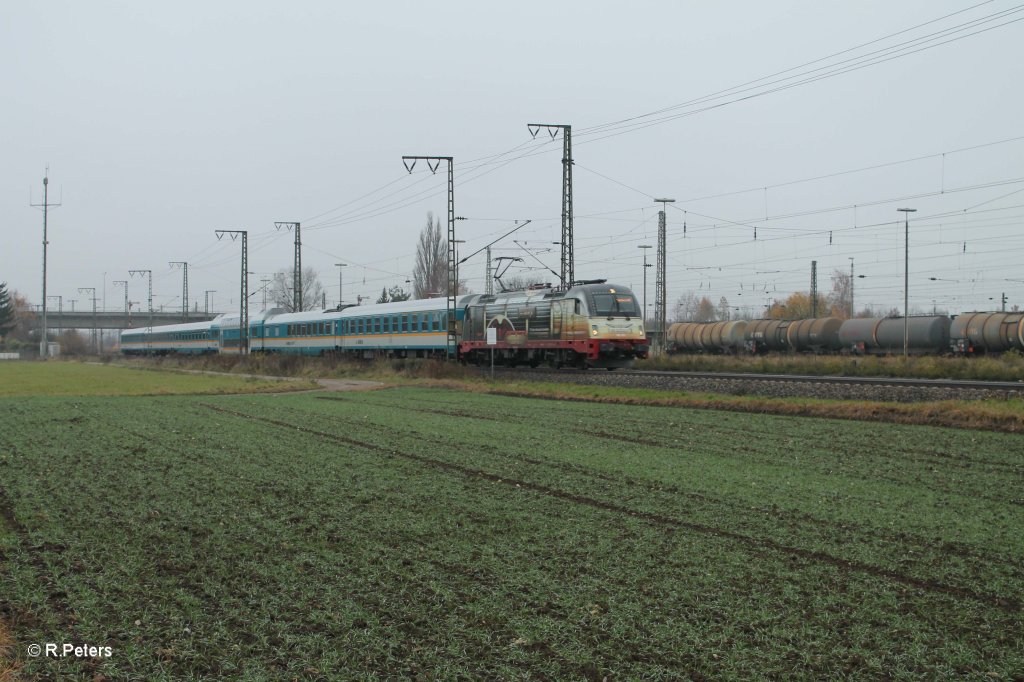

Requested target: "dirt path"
[
  {"left": 98, "top": 363, "right": 385, "bottom": 393},
  {"left": 311, "top": 377, "right": 386, "bottom": 392},
  {"left": 179, "top": 370, "right": 385, "bottom": 392}
]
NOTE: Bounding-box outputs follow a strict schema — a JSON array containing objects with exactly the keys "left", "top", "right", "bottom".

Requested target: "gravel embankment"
[{"left": 487, "top": 369, "right": 1022, "bottom": 403}]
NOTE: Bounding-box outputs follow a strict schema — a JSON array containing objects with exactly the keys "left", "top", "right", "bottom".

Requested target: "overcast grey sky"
[{"left": 3, "top": 1, "right": 1022, "bottom": 318}]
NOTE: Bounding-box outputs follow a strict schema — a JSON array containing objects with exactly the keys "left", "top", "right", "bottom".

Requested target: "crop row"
[{"left": 0, "top": 390, "right": 1021, "bottom": 679}]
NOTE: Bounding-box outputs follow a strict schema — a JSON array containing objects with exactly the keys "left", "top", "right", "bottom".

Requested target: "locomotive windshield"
[{"left": 591, "top": 292, "right": 640, "bottom": 317}]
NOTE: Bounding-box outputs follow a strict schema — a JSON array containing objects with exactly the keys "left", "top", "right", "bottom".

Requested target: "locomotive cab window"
[{"left": 591, "top": 293, "right": 640, "bottom": 317}]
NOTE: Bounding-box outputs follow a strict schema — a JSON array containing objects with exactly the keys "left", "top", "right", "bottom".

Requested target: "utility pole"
[
  {"left": 205, "top": 290, "right": 216, "bottom": 315},
  {"left": 848, "top": 257, "right": 854, "bottom": 318},
  {"left": 78, "top": 287, "right": 98, "bottom": 353},
  {"left": 485, "top": 247, "right": 493, "bottom": 295},
  {"left": 275, "top": 222, "right": 302, "bottom": 311},
  {"left": 528, "top": 124, "right": 573, "bottom": 287},
  {"left": 216, "top": 231, "right": 248, "bottom": 354},
  {"left": 653, "top": 198, "right": 674, "bottom": 354},
  {"left": 810, "top": 260, "right": 818, "bottom": 318},
  {"left": 129, "top": 270, "right": 153, "bottom": 331},
  {"left": 31, "top": 171, "right": 61, "bottom": 357},
  {"left": 403, "top": 155, "right": 456, "bottom": 358},
  {"left": 897, "top": 208, "right": 916, "bottom": 358},
  {"left": 638, "top": 245, "right": 652, "bottom": 328},
  {"left": 169, "top": 261, "right": 189, "bottom": 321},
  {"left": 101, "top": 273, "right": 107, "bottom": 352},
  {"left": 1001, "top": 292, "right": 1007, "bottom": 312},
  {"left": 335, "top": 263, "right": 347, "bottom": 306},
  {"left": 113, "top": 280, "right": 128, "bottom": 328}
]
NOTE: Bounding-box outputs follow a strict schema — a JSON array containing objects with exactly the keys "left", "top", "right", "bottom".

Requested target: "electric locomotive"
[{"left": 459, "top": 281, "right": 647, "bottom": 369}]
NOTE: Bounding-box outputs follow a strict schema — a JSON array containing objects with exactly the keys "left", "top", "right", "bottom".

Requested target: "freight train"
[
  {"left": 119, "top": 281, "right": 648, "bottom": 368},
  {"left": 666, "top": 311, "right": 1024, "bottom": 356}
]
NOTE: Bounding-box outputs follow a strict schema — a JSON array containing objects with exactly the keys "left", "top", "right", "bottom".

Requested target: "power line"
[{"left": 286, "top": 5, "right": 1023, "bottom": 239}]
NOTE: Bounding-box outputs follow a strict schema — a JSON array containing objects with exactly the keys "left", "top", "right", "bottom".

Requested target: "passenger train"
[{"left": 120, "top": 281, "right": 649, "bottom": 369}]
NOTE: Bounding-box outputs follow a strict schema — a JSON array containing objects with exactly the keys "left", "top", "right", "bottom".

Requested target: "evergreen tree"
[
  {"left": 0, "top": 282, "right": 15, "bottom": 341},
  {"left": 387, "top": 285, "right": 411, "bottom": 302}
]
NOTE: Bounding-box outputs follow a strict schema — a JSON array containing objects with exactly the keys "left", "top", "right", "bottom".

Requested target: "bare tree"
[
  {"left": 269, "top": 267, "right": 325, "bottom": 312},
  {"left": 674, "top": 292, "right": 698, "bottom": 322},
  {"left": 56, "top": 329, "right": 88, "bottom": 355},
  {"left": 412, "top": 212, "right": 448, "bottom": 299},
  {"left": 695, "top": 297, "right": 717, "bottom": 322},
  {"left": 411, "top": 212, "right": 470, "bottom": 298},
  {"left": 498, "top": 274, "right": 543, "bottom": 292},
  {"left": 6, "top": 289, "right": 35, "bottom": 344},
  {"left": 717, "top": 296, "right": 731, "bottom": 321},
  {"left": 827, "top": 269, "right": 853, "bottom": 318},
  {"left": 766, "top": 292, "right": 829, "bottom": 319}
]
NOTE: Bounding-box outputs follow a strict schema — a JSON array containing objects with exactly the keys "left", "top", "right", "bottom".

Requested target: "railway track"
[{"left": 482, "top": 366, "right": 1024, "bottom": 401}]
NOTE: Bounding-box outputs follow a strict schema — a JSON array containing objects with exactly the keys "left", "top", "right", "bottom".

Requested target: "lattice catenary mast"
[
  {"left": 169, "top": 261, "right": 189, "bottom": 321},
  {"left": 528, "top": 124, "right": 573, "bottom": 287},
  {"left": 129, "top": 269, "right": 153, "bottom": 331},
  {"left": 216, "top": 230, "right": 249, "bottom": 354},
  {"left": 653, "top": 198, "right": 674, "bottom": 354},
  {"left": 275, "top": 222, "right": 302, "bottom": 311},
  {"left": 402, "top": 156, "right": 456, "bottom": 359}
]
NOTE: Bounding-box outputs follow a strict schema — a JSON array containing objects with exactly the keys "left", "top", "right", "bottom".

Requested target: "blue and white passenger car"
[
  {"left": 120, "top": 319, "right": 218, "bottom": 355},
  {"left": 125, "top": 297, "right": 468, "bottom": 357}
]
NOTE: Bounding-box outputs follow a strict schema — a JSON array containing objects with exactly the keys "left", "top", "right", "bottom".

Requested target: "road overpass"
[{"left": 26, "top": 311, "right": 219, "bottom": 331}]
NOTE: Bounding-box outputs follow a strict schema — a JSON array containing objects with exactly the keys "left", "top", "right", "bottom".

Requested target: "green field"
[
  {"left": 1, "top": 387, "right": 1022, "bottom": 679},
  {"left": 0, "top": 361, "right": 317, "bottom": 397}
]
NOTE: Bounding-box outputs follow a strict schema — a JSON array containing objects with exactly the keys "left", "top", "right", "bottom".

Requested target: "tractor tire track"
[
  {"left": 201, "top": 403, "right": 1021, "bottom": 614},
  {"left": 308, "top": 399, "right": 1024, "bottom": 571}
]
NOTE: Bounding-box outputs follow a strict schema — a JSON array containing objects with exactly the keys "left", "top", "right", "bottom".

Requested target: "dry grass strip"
[
  {"left": 0, "top": 616, "right": 21, "bottom": 682},
  {"left": 422, "top": 380, "right": 1024, "bottom": 433}
]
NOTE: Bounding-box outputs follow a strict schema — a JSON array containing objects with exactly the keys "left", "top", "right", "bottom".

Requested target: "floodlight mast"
[{"left": 31, "top": 172, "right": 61, "bottom": 357}]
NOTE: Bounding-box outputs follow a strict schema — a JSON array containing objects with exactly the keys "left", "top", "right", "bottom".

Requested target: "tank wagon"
[
  {"left": 786, "top": 317, "right": 843, "bottom": 352},
  {"left": 744, "top": 319, "right": 793, "bottom": 353},
  {"left": 668, "top": 317, "right": 844, "bottom": 354},
  {"left": 667, "top": 315, "right": 956, "bottom": 356},
  {"left": 120, "top": 282, "right": 648, "bottom": 368},
  {"left": 949, "top": 312, "right": 1024, "bottom": 354},
  {"left": 838, "top": 316, "right": 950, "bottom": 355},
  {"left": 669, "top": 321, "right": 747, "bottom": 353}
]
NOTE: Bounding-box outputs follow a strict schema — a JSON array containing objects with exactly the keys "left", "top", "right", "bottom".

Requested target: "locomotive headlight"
[{"left": 591, "top": 325, "right": 598, "bottom": 336}]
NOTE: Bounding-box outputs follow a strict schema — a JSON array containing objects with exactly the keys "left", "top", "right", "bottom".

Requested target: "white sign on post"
[{"left": 486, "top": 327, "right": 497, "bottom": 379}]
